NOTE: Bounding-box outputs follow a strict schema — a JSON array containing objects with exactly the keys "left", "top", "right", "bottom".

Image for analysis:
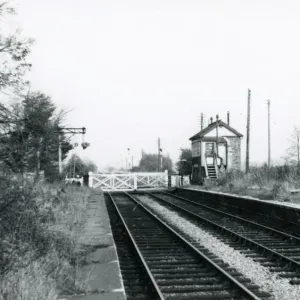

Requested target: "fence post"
[
  {"left": 88, "top": 172, "right": 93, "bottom": 188},
  {"left": 164, "top": 170, "right": 168, "bottom": 187},
  {"left": 133, "top": 173, "right": 137, "bottom": 190},
  {"left": 112, "top": 175, "right": 114, "bottom": 191}
]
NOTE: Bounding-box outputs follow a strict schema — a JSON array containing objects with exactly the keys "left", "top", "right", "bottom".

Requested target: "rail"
[
  {"left": 147, "top": 191, "right": 300, "bottom": 281},
  {"left": 110, "top": 191, "right": 261, "bottom": 299}
]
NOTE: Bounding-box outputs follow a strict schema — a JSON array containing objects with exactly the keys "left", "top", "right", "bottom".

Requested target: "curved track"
[
  {"left": 146, "top": 191, "right": 300, "bottom": 284},
  {"left": 109, "top": 191, "right": 270, "bottom": 300}
]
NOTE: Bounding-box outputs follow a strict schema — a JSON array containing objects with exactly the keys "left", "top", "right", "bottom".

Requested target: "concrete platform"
[
  {"left": 183, "top": 186, "right": 300, "bottom": 210},
  {"left": 65, "top": 291, "right": 125, "bottom": 300},
  {"left": 175, "top": 187, "right": 300, "bottom": 233},
  {"left": 65, "top": 190, "right": 126, "bottom": 300}
]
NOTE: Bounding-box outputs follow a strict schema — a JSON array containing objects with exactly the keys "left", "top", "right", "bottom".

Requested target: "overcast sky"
[{"left": 7, "top": 0, "right": 300, "bottom": 170}]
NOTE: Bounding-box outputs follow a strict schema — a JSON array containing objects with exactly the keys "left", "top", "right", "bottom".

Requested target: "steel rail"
[
  {"left": 177, "top": 188, "right": 300, "bottom": 232},
  {"left": 161, "top": 191, "right": 300, "bottom": 244},
  {"left": 147, "top": 191, "right": 300, "bottom": 272},
  {"left": 123, "top": 191, "right": 261, "bottom": 300},
  {"left": 107, "top": 192, "right": 165, "bottom": 300}
]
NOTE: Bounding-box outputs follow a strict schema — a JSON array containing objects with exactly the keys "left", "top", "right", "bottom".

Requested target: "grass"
[
  {"left": 202, "top": 164, "right": 300, "bottom": 201},
  {"left": 0, "top": 178, "right": 93, "bottom": 300}
]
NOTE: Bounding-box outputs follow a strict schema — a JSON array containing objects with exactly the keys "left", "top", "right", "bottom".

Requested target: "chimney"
[
  {"left": 200, "top": 113, "right": 204, "bottom": 130},
  {"left": 227, "top": 111, "right": 230, "bottom": 126}
]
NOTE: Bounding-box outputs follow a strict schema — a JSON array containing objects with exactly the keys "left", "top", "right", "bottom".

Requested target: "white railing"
[{"left": 88, "top": 171, "right": 168, "bottom": 191}]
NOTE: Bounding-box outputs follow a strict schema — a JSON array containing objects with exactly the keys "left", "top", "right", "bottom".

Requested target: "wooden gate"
[{"left": 88, "top": 171, "right": 168, "bottom": 191}]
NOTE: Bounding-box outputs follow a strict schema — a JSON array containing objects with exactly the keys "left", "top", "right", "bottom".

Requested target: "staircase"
[{"left": 207, "top": 164, "right": 217, "bottom": 179}]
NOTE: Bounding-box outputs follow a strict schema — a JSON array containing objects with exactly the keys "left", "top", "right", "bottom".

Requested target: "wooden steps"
[{"left": 207, "top": 165, "right": 217, "bottom": 179}]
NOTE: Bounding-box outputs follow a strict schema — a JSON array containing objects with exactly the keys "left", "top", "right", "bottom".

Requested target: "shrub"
[{"left": 0, "top": 179, "right": 92, "bottom": 298}]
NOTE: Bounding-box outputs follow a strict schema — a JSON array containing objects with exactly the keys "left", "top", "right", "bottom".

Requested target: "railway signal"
[{"left": 57, "top": 127, "right": 89, "bottom": 174}]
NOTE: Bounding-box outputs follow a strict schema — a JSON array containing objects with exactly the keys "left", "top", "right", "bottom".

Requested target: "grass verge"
[
  {"left": 200, "top": 165, "right": 300, "bottom": 202},
  {"left": 0, "top": 179, "right": 93, "bottom": 300}
]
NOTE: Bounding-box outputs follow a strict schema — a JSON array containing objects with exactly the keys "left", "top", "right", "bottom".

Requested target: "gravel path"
[{"left": 137, "top": 195, "right": 300, "bottom": 300}]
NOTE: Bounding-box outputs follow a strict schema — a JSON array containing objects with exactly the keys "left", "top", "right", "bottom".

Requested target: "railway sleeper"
[{"left": 163, "top": 290, "right": 251, "bottom": 300}]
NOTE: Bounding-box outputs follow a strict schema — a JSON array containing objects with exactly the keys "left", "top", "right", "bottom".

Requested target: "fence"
[{"left": 88, "top": 171, "right": 190, "bottom": 191}]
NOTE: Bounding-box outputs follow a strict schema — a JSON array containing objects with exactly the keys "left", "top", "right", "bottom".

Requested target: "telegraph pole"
[
  {"left": 216, "top": 114, "right": 219, "bottom": 157},
  {"left": 245, "top": 89, "right": 251, "bottom": 174},
  {"left": 267, "top": 99, "right": 271, "bottom": 167},
  {"left": 158, "top": 138, "right": 161, "bottom": 172},
  {"left": 58, "top": 133, "right": 62, "bottom": 175},
  {"left": 127, "top": 148, "right": 130, "bottom": 170},
  {"left": 141, "top": 149, "right": 144, "bottom": 171}
]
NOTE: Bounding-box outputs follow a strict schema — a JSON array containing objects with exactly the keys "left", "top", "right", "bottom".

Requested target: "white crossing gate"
[{"left": 88, "top": 171, "right": 168, "bottom": 191}]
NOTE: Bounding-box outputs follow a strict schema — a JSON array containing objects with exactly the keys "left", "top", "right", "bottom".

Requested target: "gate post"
[
  {"left": 133, "top": 173, "right": 137, "bottom": 190},
  {"left": 111, "top": 175, "right": 115, "bottom": 191},
  {"left": 164, "top": 170, "right": 168, "bottom": 187},
  {"left": 88, "top": 172, "right": 93, "bottom": 188}
]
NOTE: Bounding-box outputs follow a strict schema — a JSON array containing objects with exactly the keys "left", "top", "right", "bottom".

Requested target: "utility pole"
[
  {"left": 73, "top": 154, "right": 76, "bottom": 177},
  {"left": 131, "top": 156, "right": 133, "bottom": 171},
  {"left": 267, "top": 99, "right": 271, "bottom": 167},
  {"left": 127, "top": 148, "right": 130, "bottom": 171},
  {"left": 157, "top": 138, "right": 160, "bottom": 172},
  {"left": 245, "top": 89, "right": 251, "bottom": 174},
  {"left": 141, "top": 149, "right": 144, "bottom": 171},
  {"left": 58, "top": 133, "right": 62, "bottom": 175},
  {"left": 216, "top": 114, "right": 219, "bottom": 157}
]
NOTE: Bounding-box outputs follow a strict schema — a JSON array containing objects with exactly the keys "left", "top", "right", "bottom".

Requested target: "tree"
[
  {"left": 84, "top": 159, "right": 98, "bottom": 173},
  {"left": 0, "top": 92, "right": 73, "bottom": 177},
  {"left": 138, "top": 152, "right": 173, "bottom": 172},
  {"left": 284, "top": 126, "right": 300, "bottom": 172},
  {"left": 176, "top": 148, "right": 192, "bottom": 176},
  {"left": 0, "top": 2, "right": 34, "bottom": 94},
  {"left": 63, "top": 154, "right": 97, "bottom": 177}
]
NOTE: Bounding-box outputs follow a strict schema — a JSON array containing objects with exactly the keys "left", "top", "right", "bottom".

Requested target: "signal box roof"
[{"left": 189, "top": 120, "right": 243, "bottom": 141}]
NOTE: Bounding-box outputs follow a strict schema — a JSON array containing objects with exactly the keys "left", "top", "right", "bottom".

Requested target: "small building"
[{"left": 189, "top": 113, "right": 243, "bottom": 183}]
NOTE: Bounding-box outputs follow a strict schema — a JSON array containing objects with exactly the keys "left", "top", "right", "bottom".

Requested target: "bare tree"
[
  {"left": 0, "top": 2, "right": 34, "bottom": 94},
  {"left": 284, "top": 126, "right": 300, "bottom": 169}
]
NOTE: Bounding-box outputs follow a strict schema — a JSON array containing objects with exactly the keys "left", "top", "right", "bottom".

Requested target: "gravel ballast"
[{"left": 137, "top": 195, "right": 300, "bottom": 300}]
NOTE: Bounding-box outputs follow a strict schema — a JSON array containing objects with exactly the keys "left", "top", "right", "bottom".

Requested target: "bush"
[
  {"left": 209, "top": 164, "right": 298, "bottom": 200},
  {"left": 0, "top": 179, "right": 92, "bottom": 299}
]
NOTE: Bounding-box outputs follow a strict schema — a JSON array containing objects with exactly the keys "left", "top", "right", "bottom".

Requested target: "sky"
[{"left": 3, "top": 0, "right": 300, "bottom": 170}]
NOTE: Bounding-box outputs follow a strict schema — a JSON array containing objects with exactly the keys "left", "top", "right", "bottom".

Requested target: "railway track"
[
  {"left": 144, "top": 191, "right": 300, "bottom": 284},
  {"left": 175, "top": 190, "right": 300, "bottom": 237},
  {"left": 108, "top": 191, "right": 270, "bottom": 300},
  {"left": 105, "top": 194, "right": 161, "bottom": 300}
]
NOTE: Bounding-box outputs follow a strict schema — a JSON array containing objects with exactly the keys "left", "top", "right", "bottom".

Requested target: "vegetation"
[
  {"left": 63, "top": 153, "right": 98, "bottom": 177},
  {"left": 0, "top": 2, "right": 75, "bottom": 180},
  {"left": 283, "top": 126, "right": 300, "bottom": 171},
  {"left": 0, "top": 179, "right": 92, "bottom": 300},
  {"left": 176, "top": 148, "right": 192, "bottom": 175},
  {"left": 137, "top": 152, "right": 173, "bottom": 172},
  {"left": 203, "top": 164, "right": 300, "bottom": 201},
  {"left": 0, "top": 3, "right": 99, "bottom": 300},
  {"left": 0, "top": 92, "right": 73, "bottom": 179},
  {"left": 0, "top": 2, "right": 34, "bottom": 94}
]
